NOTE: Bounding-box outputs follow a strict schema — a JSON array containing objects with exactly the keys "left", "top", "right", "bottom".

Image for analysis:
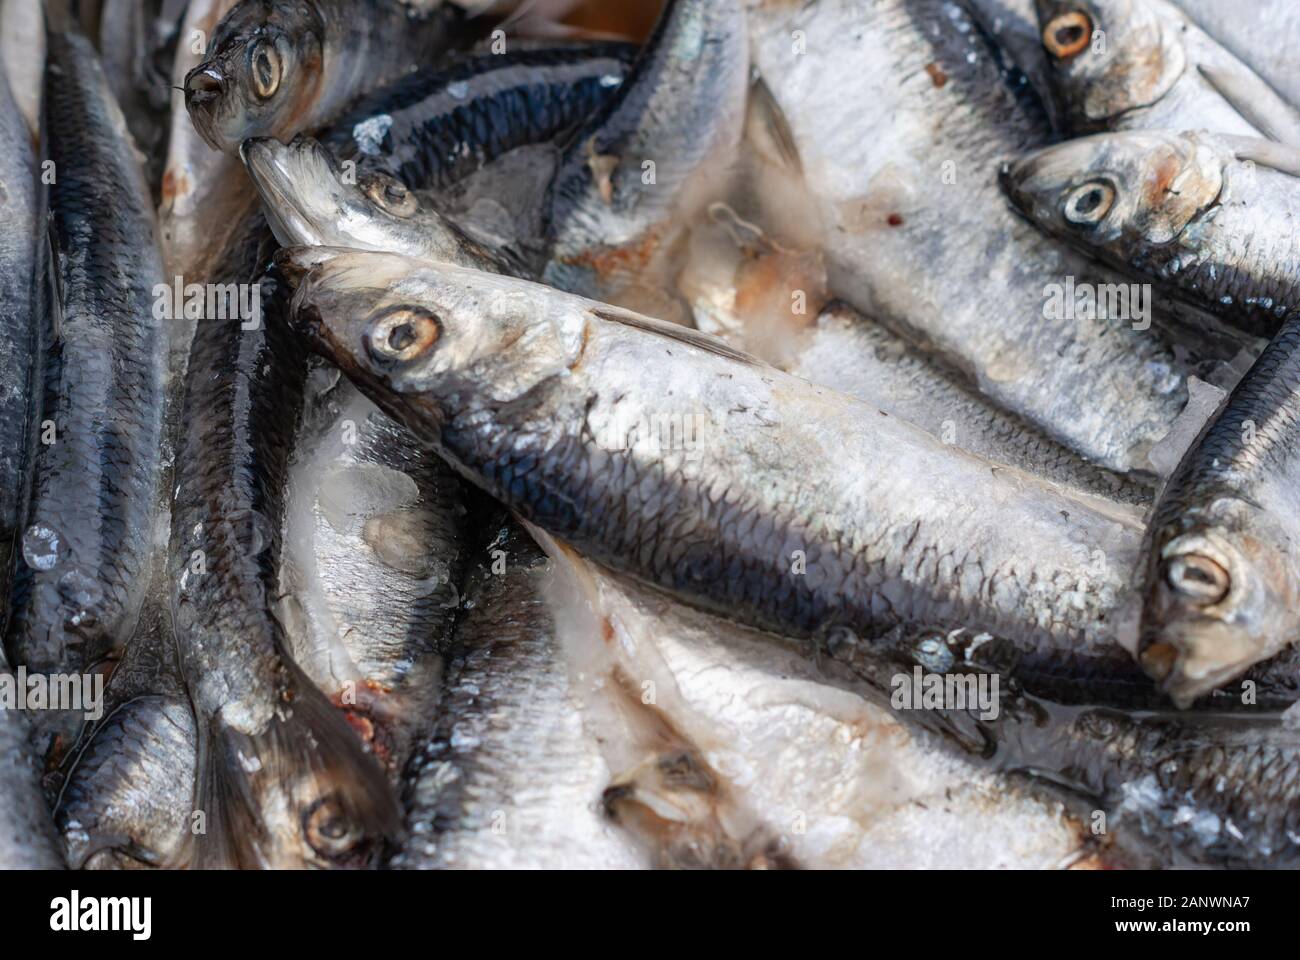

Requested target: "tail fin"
[{"left": 186, "top": 660, "right": 401, "bottom": 870}]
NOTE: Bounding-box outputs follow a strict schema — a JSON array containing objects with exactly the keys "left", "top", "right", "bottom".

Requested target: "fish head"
[
  {"left": 1000, "top": 130, "right": 1226, "bottom": 258},
  {"left": 184, "top": 1, "right": 327, "bottom": 152},
  {"left": 283, "top": 249, "right": 586, "bottom": 428},
  {"left": 1035, "top": 0, "right": 1186, "bottom": 127},
  {"left": 1140, "top": 499, "right": 1300, "bottom": 708},
  {"left": 241, "top": 135, "right": 458, "bottom": 258}
]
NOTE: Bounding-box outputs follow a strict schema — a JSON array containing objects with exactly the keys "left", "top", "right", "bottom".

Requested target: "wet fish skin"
[
  {"left": 748, "top": 0, "right": 1200, "bottom": 475},
  {"left": 0, "top": 56, "right": 44, "bottom": 626},
  {"left": 541, "top": 0, "right": 749, "bottom": 305},
  {"left": 7, "top": 18, "right": 167, "bottom": 679},
  {"left": 321, "top": 44, "right": 635, "bottom": 191},
  {"left": 390, "top": 522, "right": 647, "bottom": 869},
  {"left": 55, "top": 695, "right": 196, "bottom": 869},
  {"left": 1176, "top": 0, "right": 1300, "bottom": 111},
  {"left": 1135, "top": 314, "right": 1300, "bottom": 708},
  {"left": 170, "top": 228, "right": 398, "bottom": 869},
  {"left": 184, "top": 0, "right": 464, "bottom": 154},
  {"left": 1034, "top": 0, "right": 1300, "bottom": 141},
  {"left": 0, "top": 648, "right": 63, "bottom": 868},
  {"left": 793, "top": 304, "right": 1153, "bottom": 506},
  {"left": 241, "top": 135, "right": 502, "bottom": 270},
  {"left": 1016, "top": 709, "right": 1300, "bottom": 868},
  {"left": 1002, "top": 130, "right": 1300, "bottom": 339},
  {"left": 280, "top": 372, "right": 472, "bottom": 777},
  {"left": 284, "top": 250, "right": 1144, "bottom": 665}
]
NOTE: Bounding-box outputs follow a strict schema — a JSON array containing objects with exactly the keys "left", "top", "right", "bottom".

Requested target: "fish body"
[
  {"left": 0, "top": 647, "right": 63, "bottom": 868},
  {"left": 0, "top": 0, "right": 45, "bottom": 143},
  {"left": 390, "top": 523, "right": 647, "bottom": 869},
  {"left": 280, "top": 373, "right": 471, "bottom": 776},
  {"left": 541, "top": 0, "right": 749, "bottom": 309},
  {"left": 1176, "top": 0, "right": 1300, "bottom": 111},
  {"left": 748, "top": 0, "right": 1202, "bottom": 475},
  {"left": 1035, "top": 0, "right": 1300, "bottom": 141},
  {"left": 7, "top": 20, "right": 167, "bottom": 680},
  {"left": 169, "top": 223, "right": 397, "bottom": 869},
  {"left": 184, "top": 0, "right": 465, "bottom": 153},
  {"left": 322, "top": 43, "right": 635, "bottom": 190},
  {"left": 286, "top": 250, "right": 1144, "bottom": 667},
  {"left": 1003, "top": 130, "right": 1300, "bottom": 339}
]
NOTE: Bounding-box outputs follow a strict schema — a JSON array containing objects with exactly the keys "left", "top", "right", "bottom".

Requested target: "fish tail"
[{"left": 185, "top": 660, "right": 401, "bottom": 870}]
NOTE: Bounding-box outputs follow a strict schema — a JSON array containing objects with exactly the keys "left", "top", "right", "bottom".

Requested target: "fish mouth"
[
  {"left": 241, "top": 136, "right": 339, "bottom": 247},
  {"left": 183, "top": 62, "right": 230, "bottom": 151}
]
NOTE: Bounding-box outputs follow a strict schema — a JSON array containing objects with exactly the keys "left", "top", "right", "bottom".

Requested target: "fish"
[
  {"left": 0, "top": 646, "right": 64, "bottom": 868},
  {"left": 279, "top": 371, "right": 473, "bottom": 777},
  {"left": 389, "top": 522, "right": 649, "bottom": 869},
  {"left": 282, "top": 249, "right": 1146, "bottom": 673},
  {"left": 792, "top": 304, "right": 1153, "bottom": 507},
  {"left": 539, "top": 0, "right": 749, "bottom": 315},
  {"left": 54, "top": 694, "right": 196, "bottom": 869},
  {"left": 0, "top": 54, "right": 45, "bottom": 626},
  {"left": 1001, "top": 129, "right": 1300, "bottom": 339},
  {"left": 1176, "top": 0, "right": 1300, "bottom": 111},
  {"left": 320, "top": 43, "right": 635, "bottom": 191},
  {"left": 7, "top": 13, "right": 167, "bottom": 692},
  {"left": 169, "top": 228, "right": 398, "bottom": 869},
  {"left": 747, "top": 0, "right": 1215, "bottom": 475},
  {"left": 1135, "top": 313, "right": 1300, "bottom": 708},
  {"left": 183, "top": 0, "right": 466, "bottom": 154},
  {"left": 158, "top": 0, "right": 247, "bottom": 287},
  {"left": 0, "top": 0, "right": 46, "bottom": 144},
  {"left": 1034, "top": 0, "right": 1300, "bottom": 142},
  {"left": 241, "top": 135, "right": 503, "bottom": 270}
]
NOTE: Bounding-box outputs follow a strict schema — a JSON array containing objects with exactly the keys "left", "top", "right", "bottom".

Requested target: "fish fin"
[
  {"left": 1197, "top": 63, "right": 1300, "bottom": 145},
  {"left": 186, "top": 658, "right": 400, "bottom": 869},
  {"left": 1219, "top": 134, "right": 1300, "bottom": 179},
  {"left": 588, "top": 305, "right": 763, "bottom": 366},
  {"left": 746, "top": 73, "right": 803, "bottom": 175}
]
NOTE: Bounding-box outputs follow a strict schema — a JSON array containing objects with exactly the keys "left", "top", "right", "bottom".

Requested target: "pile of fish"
[{"left": 3, "top": 0, "right": 1300, "bottom": 871}]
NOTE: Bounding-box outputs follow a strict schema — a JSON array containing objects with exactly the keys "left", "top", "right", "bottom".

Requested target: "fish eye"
[
  {"left": 1164, "top": 553, "right": 1231, "bottom": 605},
  {"left": 249, "top": 39, "right": 282, "bottom": 100},
  {"left": 1062, "top": 180, "right": 1115, "bottom": 226},
  {"left": 303, "top": 796, "right": 363, "bottom": 859},
  {"left": 1042, "top": 11, "right": 1093, "bottom": 60},
  {"left": 365, "top": 306, "right": 441, "bottom": 364},
  {"left": 362, "top": 174, "right": 418, "bottom": 218}
]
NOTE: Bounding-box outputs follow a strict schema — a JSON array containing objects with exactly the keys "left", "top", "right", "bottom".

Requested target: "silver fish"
[
  {"left": 1002, "top": 129, "right": 1300, "bottom": 339},
  {"left": 1176, "top": 0, "right": 1300, "bottom": 111},
  {"left": 280, "top": 371, "right": 471, "bottom": 777},
  {"left": 0, "top": 0, "right": 45, "bottom": 144},
  {"left": 283, "top": 249, "right": 1145, "bottom": 672},
  {"left": 1034, "top": 0, "right": 1300, "bottom": 141},
  {"left": 748, "top": 0, "right": 1205, "bottom": 475},
  {"left": 540, "top": 0, "right": 749, "bottom": 316},
  {"left": 0, "top": 646, "right": 63, "bottom": 868}
]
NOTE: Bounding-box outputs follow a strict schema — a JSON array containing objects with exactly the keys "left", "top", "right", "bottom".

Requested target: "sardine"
[
  {"left": 0, "top": 646, "right": 63, "bottom": 868},
  {"left": 320, "top": 43, "right": 635, "bottom": 190},
  {"left": 0, "top": 0, "right": 45, "bottom": 144},
  {"left": 7, "top": 15, "right": 167, "bottom": 687},
  {"left": 792, "top": 303, "right": 1153, "bottom": 507},
  {"left": 1176, "top": 0, "right": 1300, "bottom": 111},
  {"left": 158, "top": 0, "right": 247, "bottom": 286},
  {"left": 241, "top": 135, "right": 502, "bottom": 270},
  {"left": 389, "top": 522, "right": 648, "bottom": 869},
  {"left": 170, "top": 229, "right": 398, "bottom": 869},
  {"left": 282, "top": 250, "right": 1145, "bottom": 671},
  {"left": 55, "top": 694, "right": 196, "bottom": 869},
  {"left": 540, "top": 0, "right": 749, "bottom": 314},
  {"left": 1002, "top": 130, "right": 1300, "bottom": 339},
  {"left": 0, "top": 56, "right": 44, "bottom": 624},
  {"left": 183, "top": 0, "right": 465, "bottom": 154},
  {"left": 279, "top": 372, "right": 472, "bottom": 777},
  {"left": 1034, "top": 0, "right": 1300, "bottom": 142},
  {"left": 748, "top": 0, "right": 1207, "bottom": 475}
]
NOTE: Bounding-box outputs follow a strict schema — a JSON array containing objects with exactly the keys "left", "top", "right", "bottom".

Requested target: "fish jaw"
[{"left": 242, "top": 135, "right": 343, "bottom": 247}]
